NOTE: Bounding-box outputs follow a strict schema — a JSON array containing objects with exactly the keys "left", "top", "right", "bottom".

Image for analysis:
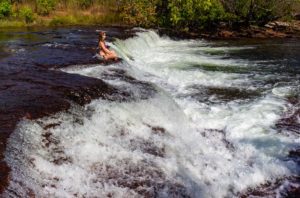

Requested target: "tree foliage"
[
  {"left": 167, "top": 0, "right": 225, "bottom": 29},
  {"left": 119, "top": 0, "right": 300, "bottom": 29},
  {"left": 36, "top": 0, "right": 56, "bottom": 15},
  {"left": 120, "top": 0, "right": 158, "bottom": 27},
  {"left": 0, "top": 0, "right": 12, "bottom": 18},
  {"left": 221, "top": 0, "right": 299, "bottom": 25},
  {"left": 0, "top": 0, "right": 299, "bottom": 28},
  {"left": 19, "top": 6, "right": 34, "bottom": 23}
]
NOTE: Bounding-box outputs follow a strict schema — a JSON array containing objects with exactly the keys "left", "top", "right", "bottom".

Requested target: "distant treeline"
[
  {"left": 120, "top": 0, "right": 300, "bottom": 30},
  {"left": 0, "top": 0, "right": 300, "bottom": 28}
]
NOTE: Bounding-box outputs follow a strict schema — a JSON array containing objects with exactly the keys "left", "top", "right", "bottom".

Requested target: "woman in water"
[{"left": 98, "top": 31, "right": 118, "bottom": 61}]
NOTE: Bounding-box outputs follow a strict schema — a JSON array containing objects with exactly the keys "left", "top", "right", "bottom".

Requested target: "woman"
[{"left": 98, "top": 31, "right": 118, "bottom": 61}]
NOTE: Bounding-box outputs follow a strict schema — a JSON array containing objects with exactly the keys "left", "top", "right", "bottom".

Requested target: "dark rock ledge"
[
  {"left": 0, "top": 26, "right": 140, "bottom": 193},
  {"left": 0, "top": 66, "right": 125, "bottom": 193}
]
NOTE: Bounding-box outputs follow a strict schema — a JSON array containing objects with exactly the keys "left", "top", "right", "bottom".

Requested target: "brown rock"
[
  {"left": 218, "top": 30, "right": 235, "bottom": 38},
  {"left": 295, "top": 13, "right": 300, "bottom": 20}
]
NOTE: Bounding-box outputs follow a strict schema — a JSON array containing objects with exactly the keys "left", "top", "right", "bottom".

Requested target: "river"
[{"left": 1, "top": 27, "right": 299, "bottom": 197}]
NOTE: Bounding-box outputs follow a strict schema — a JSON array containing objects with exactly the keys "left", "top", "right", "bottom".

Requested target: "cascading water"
[{"left": 4, "top": 30, "right": 300, "bottom": 197}]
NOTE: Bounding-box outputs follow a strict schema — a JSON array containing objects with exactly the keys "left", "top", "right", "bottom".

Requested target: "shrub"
[
  {"left": 0, "top": 0, "right": 12, "bottom": 18},
  {"left": 36, "top": 0, "right": 56, "bottom": 15},
  {"left": 167, "top": 0, "right": 225, "bottom": 30},
  {"left": 19, "top": 7, "right": 34, "bottom": 23},
  {"left": 221, "top": 0, "right": 299, "bottom": 25},
  {"left": 120, "top": 0, "right": 158, "bottom": 27}
]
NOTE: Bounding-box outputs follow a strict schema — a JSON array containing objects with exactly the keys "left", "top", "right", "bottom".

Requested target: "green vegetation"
[
  {"left": 48, "top": 13, "right": 120, "bottom": 26},
  {"left": 19, "top": 6, "right": 34, "bottom": 23},
  {"left": 36, "top": 0, "right": 56, "bottom": 15},
  {"left": 0, "top": 0, "right": 121, "bottom": 27},
  {"left": 0, "top": 0, "right": 299, "bottom": 29},
  {"left": 0, "top": 0, "right": 12, "bottom": 18},
  {"left": 221, "top": 0, "right": 298, "bottom": 25},
  {"left": 120, "top": 0, "right": 300, "bottom": 31},
  {"left": 165, "top": 0, "right": 226, "bottom": 29},
  {"left": 120, "top": 0, "right": 157, "bottom": 27}
]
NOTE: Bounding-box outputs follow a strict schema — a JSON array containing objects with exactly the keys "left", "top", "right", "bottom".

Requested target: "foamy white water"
[{"left": 4, "top": 30, "right": 300, "bottom": 198}]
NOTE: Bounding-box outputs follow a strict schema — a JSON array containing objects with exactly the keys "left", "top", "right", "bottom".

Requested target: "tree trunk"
[{"left": 245, "top": 0, "right": 254, "bottom": 26}]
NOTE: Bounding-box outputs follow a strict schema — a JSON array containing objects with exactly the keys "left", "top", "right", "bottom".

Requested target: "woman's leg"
[
  {"left": 106, "top": 51, "right": 118, "bottom": 60},
  {"left": 100, "top": 51, "right": 107, "bottom": 60},
  {"left": 111, "top": 50, "right": 118, "bottom": 60},
  {"left": 110, "top": 50, "right": 117, "bottom": 57}
]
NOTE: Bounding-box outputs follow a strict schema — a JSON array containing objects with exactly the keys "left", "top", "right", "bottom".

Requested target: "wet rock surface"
[
  {"left": 276, "top": 96, "right": 300, "bottom": 135},
  {"left": 239, "top": 177, "right": 300, "bottom": 198},
  {"left": 0, "top": 26, "right": 138, "bottom": 193}
]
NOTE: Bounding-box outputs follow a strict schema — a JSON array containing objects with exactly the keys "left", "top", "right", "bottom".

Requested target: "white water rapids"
[{"left": 4, "top": 30, "right": 300, "bottom": 197}]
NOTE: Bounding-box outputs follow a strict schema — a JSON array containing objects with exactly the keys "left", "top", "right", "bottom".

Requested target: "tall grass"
[
  {"left": 0, "top": 20, "right": 27, "bottom": 28},
  {"left": 0, "top": 0, "right": 122, "bottom": 27}
]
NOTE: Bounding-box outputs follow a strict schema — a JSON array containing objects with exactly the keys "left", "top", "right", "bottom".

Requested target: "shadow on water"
[
  {"left": 0, "top": 46, "right": 9, "bottom": 60},
  {"left": 186, "top": 63, "right": 250, "bottom": 74},
  {"left": 188, "top": 63, "right": 300, "bottom": 75}
]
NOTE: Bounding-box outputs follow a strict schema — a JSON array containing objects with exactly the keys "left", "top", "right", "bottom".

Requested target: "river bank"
[
  {"left": 159, "top": 20, "right": 300, "bottom": 40},
  {"left": 2, "top": 9, "right": 300, "bottom": 40}
]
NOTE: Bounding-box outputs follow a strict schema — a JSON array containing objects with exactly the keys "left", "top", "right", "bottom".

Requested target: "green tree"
[
  {"left": 0, "top": 0, "right": 12, "bottom": 18},
  {"left": 166, "top": 0, "right": 225, "bottom": 30},
  {"left": 221, "top": 0, "right": 299, "bottom": 25},
  {"left": 19, "top": 6, "right": 34, "bottom": 23},
  {"left": 120, "top": 0, "right": 158, "bottom": 27}
]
